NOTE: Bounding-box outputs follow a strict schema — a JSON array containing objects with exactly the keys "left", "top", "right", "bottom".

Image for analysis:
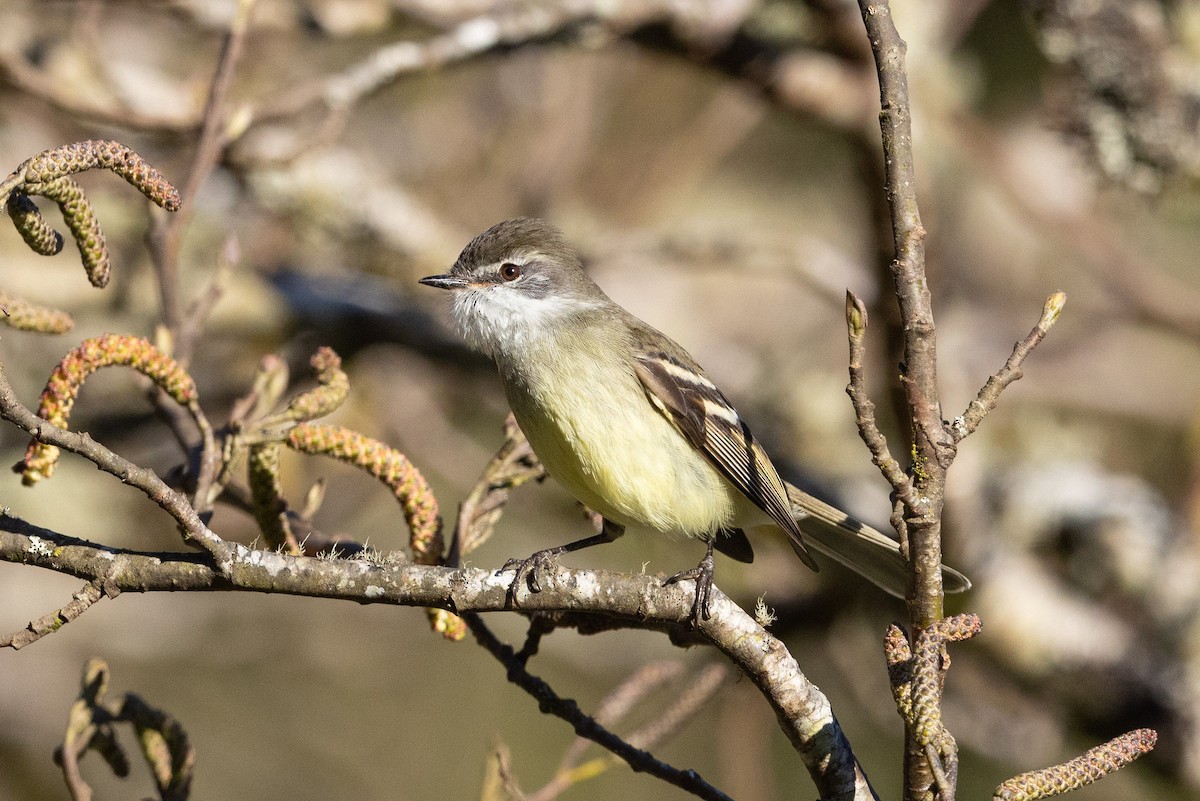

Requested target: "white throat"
[{"left": 450, "top": 283, "right": 595, "bottom": 361}]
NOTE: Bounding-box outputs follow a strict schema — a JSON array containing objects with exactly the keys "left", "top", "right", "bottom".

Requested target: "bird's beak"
[{"left": 418, "top": 273, "right": 468, "bottom": 290}]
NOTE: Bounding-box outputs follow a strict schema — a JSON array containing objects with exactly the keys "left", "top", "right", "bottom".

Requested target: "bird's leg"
[
  {"left": 500, "top": 519, "right": 625, "bottom": 601},
  {"left": 664, "top": 536, "right": 717, "bottom": 622}
]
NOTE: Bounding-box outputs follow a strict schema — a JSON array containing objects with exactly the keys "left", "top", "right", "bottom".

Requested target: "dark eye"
[{"left": 499, "top": 262, "right": 522, "bottom": 281}]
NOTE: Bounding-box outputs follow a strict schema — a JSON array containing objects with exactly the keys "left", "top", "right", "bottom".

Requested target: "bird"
[{"left": 420, "top": 218, "right": 969, "bottom": 618}]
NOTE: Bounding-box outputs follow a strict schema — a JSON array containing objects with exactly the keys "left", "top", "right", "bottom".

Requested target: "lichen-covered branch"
[{"left": 0, "top": 511, "right": 874, "bottom": 801}]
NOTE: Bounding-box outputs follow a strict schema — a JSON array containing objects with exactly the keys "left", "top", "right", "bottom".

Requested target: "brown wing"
[{"left": 633, "top": 352, "right": 818, "bottom": 572}]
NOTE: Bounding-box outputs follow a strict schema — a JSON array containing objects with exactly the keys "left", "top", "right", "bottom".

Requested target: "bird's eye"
[{"left": 499, "top": 262, "right": 522, "bottom": 281}]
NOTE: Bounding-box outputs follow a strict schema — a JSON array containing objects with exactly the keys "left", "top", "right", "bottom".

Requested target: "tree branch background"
[{"left": 1, "top": 1, "right": 1197, "bottom": 799}]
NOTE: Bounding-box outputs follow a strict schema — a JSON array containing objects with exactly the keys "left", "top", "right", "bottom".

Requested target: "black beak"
[{"left": 418, "top": 274, "right": 467, "bottom": 290}]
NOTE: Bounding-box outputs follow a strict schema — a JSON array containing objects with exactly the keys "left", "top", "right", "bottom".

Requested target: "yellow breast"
[{"left": 500, "top": 345, "right": 737, "bottom": 536}]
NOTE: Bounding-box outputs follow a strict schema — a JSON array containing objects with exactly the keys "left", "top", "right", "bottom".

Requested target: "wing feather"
[{"left": 633, "top": 352, "right": 818, "bottom": 571}]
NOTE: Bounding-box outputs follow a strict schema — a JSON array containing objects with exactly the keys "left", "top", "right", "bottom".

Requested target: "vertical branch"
[
  {"left": 148, "top": 0, "right": 254, "bottom": 338},
  {"left": 857, "top": 2, "right": 950, "bottom": 629},
  {"left": 143, "top": 1, "right": 255, "bottom": 515},
  {"left": 856, "top": 4, "right": 950, "bottom": 800}
]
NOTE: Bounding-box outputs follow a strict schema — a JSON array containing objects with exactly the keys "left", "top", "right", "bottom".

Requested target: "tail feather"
[{"left": 784, "top": 483, "right": 971, "bottom": 598}]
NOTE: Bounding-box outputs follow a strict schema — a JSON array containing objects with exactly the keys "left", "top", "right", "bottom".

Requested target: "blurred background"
[{"left": 1, "top": 0, "right": 1199, "bottom": 799}]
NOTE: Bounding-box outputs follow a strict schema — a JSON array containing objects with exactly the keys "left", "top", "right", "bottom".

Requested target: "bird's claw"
[
  {"left": 664, "top": 542, "right": 716, "bottom": 623},
  {"left": 498, "top": 549, "right": 559, "bottom": 602}
]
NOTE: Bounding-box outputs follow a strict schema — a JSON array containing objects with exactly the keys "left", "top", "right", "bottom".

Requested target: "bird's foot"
[
  {"left": 497, "top": 527, "right": 626, "bottom": 606},
  {"left": 664, "top": 539, "right": 717, "bottom": 623},
  {"left": 498, "top": 548, "right": 561, "bottom": 602}
]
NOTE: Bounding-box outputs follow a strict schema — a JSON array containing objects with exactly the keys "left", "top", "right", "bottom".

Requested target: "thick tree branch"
[{"left": 0, "top": 512, "right": 875, "bottom": 801}]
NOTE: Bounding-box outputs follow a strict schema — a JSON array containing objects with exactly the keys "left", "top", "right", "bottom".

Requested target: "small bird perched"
[{"left": 421, "top": 218, "right": 968, "bottom": 618}]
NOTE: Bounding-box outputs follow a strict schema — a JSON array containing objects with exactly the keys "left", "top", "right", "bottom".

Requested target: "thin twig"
[
  {"left": 529, "top": 661, "right": 726, "bottom": 801},
  {"left": 190, "top": 405, "right": 219, "bottom": 518},
  {"left": 1, "top": 580, "right": 105, "bottom": 649},
  {"left": 143, "top": 4, "right": 254, "bottom": 519},
  {"left": 950, "top": 292, "right": 1066, "bottom": 442},
  {"left": 856, "top": 0, "right": 949, "bottom": 581},
  {"left": 845, "top": 290, "right": 917, "bottom": 499},
  {"left": 626, "top": 663, "right": 729, "bottom": 750},
  {"left": 150, "top": 0, "right": 255, "bottom": 333},
  {"left": 175, "top": 234, "right": 236, "bottom": 367},
  {"left": 464, "top": 613, "right": 735, "bottom": 801},
  {"left": 0, "top": 365, "right": 235, "bottom": 572},
  {"left": 450, "top": 413, "right": 544, "bottom": 566}
]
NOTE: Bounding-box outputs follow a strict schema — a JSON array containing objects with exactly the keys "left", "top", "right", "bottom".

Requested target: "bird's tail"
[{"left": 784, "top": 483, "right": 971, "bottom": 598}]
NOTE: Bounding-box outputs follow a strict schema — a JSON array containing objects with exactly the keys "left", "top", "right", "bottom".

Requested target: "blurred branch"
[
  {"left": 234, "top": 0, "right": 881, "bottom": 167},
  {"left": 252, "top": 0, "right": 750, "bottom": 127},
  {"left": 518, "top": 661, "right": 728, "bottom": 800},
  {"left": 148, "top": 0, "right": 255, "bottom": 336},
  {"left": 55, "top": 658, "right": 195, "bottom": 801},
  {"left": 1026, "top": 0, "right": 1200, "bottom": 194},
  {"left": 0, "top": 511, "right": 874, "bottom": 800},
  {"left": 174, "top": 235, "right": 235, "bottom": 366},
  {"left": 0, "top": 49, "right": 199, "bottom": 134},
  {"left": 951, "top": 113, "right": 1200, "bottom": 346}
]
